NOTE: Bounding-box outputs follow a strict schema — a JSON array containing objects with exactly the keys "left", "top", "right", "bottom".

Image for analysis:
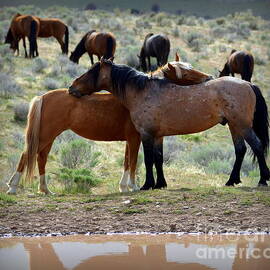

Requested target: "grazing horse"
[
  {"left": 7, "top": 58, "right": 212, "bottom": 195},
  {"left": 6, "top": 14, "right": 69, "bottom": 56},
  {"left": 219, "top": 50, "right": 254, "bottom": 82},
  {"left": 5, "top": 13, "right": 39, "bottom": 58},
  {"left": 69, "top": 58, "right": 270, "bottom": 190},
  {"left": 70, "top": 30, "right": 116, "bottom": 64},
  {"left": 138, "top": 33, "right": 170, "bottom": 72},
  {"left": 36, "top": 17, "right": 69, "bottom": 54}
]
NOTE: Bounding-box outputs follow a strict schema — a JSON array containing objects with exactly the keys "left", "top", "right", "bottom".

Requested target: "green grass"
[{"left": 0, "top": 192, "right": 16, "bottom": 204}]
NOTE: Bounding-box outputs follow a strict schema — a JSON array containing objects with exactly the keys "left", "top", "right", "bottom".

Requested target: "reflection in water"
[{"left": 0, "top": 234, "right": 270, "bottom": 270}]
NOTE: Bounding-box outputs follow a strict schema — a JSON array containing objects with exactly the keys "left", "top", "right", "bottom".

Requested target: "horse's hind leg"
[
  {"left": 140, "top": 135, "right": 155, "bottom": 190},
  {"left": 244, "top": 128, "right": 270, "bottom": 186},
  {"left": 22, "top": 37, "right": 28, "bottom": 58},
  {"left": 7, "top": 152, "right": 26, "bottom": 194},
  {"left": 127, "top": 135, "right": 141, "bottom": 191},
  {"left": 119, "top": 143, "right": 130, "bottom": 192},
  {"left": 56, "top": 37, "right": 65, "bottom": 54},
  {"left": 37, "top": 143, "right": 54, "bottom": 195},
  {"left": 153, "top": 137, "right": 167, "bottom": 189},
  {"left": 226, "top": 128, "right": 247, "bottom": 186}
]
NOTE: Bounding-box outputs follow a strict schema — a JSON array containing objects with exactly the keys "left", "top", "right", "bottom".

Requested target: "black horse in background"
[{"left": 138, "top": 33, "right": 170, "bottom": 72}]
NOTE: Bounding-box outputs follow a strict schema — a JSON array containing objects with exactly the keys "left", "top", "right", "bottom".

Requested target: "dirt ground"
[{"left": 1, "top": 187, "right": 270, "bottom": 237}]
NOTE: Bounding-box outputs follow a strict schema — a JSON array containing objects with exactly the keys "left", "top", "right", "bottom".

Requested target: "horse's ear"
[
  {"left": 108, "top": 57, "right": 114, "bottom": 62},
  {"left": 168, "top": 63, "right": 174, "bottom": 70},
  {"left": 175, "top": 52, "right": 180, "bottom": 62},
  {"left": 100, "top": 56, "right": 105, "bottom": 63}
]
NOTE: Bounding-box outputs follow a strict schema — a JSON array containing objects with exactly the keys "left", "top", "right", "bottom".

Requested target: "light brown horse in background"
[
  {"left": 5, "top": 13, "right": 39, "bottom": 58},
  {"left": 219, "top": 49, "right": 254, "bottom": 82},
  {"left": 36, "top": 17, "right": 69, "bottom": 54},
  {"left": 69, "top": 58, "right": 269, "bottom": 190},
  {"left": 69, "top": 30, "right": 116, "bottom": 64},
  {"left": 7, "top": 57, "right": 212, "bottom": 195}
]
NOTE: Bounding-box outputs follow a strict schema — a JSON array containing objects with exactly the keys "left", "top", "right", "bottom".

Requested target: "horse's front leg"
[
  {"left": 140, "top": 135, "right": 155, "bottom": 190},
  {"left": 153, "top": 137, "right": 167, "bottom": 189},
  {"left": 147, "top": 56, "right": 151, "bottom": 71}
]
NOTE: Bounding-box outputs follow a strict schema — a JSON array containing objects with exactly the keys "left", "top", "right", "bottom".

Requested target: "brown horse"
[
  {"left": 5, "top": 13, "right": 39, "bottom": 58},
  {"left": 36, "top": 17, "right": 69, "bottom": 54},
  {"left": 7, "top": 58, "right": 212, "bottom": 195},
  {"left": 70, "top": 30, "right": 116, "bottom": 64},
  {"left": 5, "top": 14, "right": 69, "bottom": 56},
  {"left": 69, "top": 58, "right": 270, "bottom": 189},
  {"left": 219, "top": 49, "right": 254, "bottom": 82}
]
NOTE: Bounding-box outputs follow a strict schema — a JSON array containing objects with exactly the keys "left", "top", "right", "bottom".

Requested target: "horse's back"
[
  {"left": 229, "top": 51, "right": 254, "bottom": 73},
  {"left": 37, "top": 18, "right": 66, "bottom": 37},
  {"left": 145, "top": 34, "right": 170, "bottom": 57},
  {"left": 11, "top": 15, "right": 39, "bottom": 36},
  {"left": 41, "top": 90, "right": 134, "bottom": 141}
]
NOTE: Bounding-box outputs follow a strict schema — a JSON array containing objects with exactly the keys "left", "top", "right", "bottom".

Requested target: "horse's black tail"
[
  {"left": 243, "top": 55, "right": 253, "bottom": 82},
  {"left": 251, "top": 84, "right": 269, "bottom": 158},
  {"left": 64, "top": 26, "right": 69, "bottom": 54},
  {"left": 104, "top": 35, "right": 115, "bottom": 59},
  {"left": 29, "top": 20, "right": 38, "bottom": 58}
]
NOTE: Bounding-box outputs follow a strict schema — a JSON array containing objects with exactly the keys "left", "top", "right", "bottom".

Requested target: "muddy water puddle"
[{"left": 0, "top": 234, "right": 270, "bottom": 270}]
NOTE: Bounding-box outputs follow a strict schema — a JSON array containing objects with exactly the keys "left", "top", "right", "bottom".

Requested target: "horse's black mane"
[
  {"left": 110, "top": 63, "right": 168, "bottom": 100},
  {"left": 70, "top": 30, "right": 96, "bottom": 62}
]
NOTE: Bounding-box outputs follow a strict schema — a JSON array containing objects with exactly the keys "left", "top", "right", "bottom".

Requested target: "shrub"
[
  {"left": 85, "top": 3, "right": 97, "bottom": 10},
  {"left": 59, "top": 139, "right": 101, "bottom": 169},
  {"left": 43, "top": 77, "right": 60, "bottom": 90},
  {"left": 172, "top": 26, "right": 180, "bottom": 37},
  {"left": 64, "top": 62, "right": 87, "bottom": 79},
  {"left": 0, "top": 73, "right": 23, "bottom": 98},
  {"left": 59, "top": 168, "right": 100, "bottom": 193},
  {"left": 185, "top": 32, "right": 203, "bottom": 52},
  {"left": 151, "top": 4, "right": 160, "bottom": 13},
  {"left": 14, "top": 102, "right": 29, "bottom": 122},
  {"left": 32, "top": 58, "right": 48, "bottom": 73}
]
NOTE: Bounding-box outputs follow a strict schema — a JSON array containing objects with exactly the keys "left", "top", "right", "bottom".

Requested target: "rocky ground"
[{"left": 1, "top": 187, "right": 270, "bottom": 237}]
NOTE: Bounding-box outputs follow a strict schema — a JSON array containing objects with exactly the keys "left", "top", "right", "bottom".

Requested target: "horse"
[
  {"left": 5, "top": 14, "right": 69, "bottom": 56},
  {"left": 7, "top": 57, "right": 212, "bottom": 195},
  {"left": 138, "top": 33, "right": 170, "bottom": 72},
  {"left": 70, "top": 30, "right": 116, "bottom": 64},
  {"left": 219, "top": 50, "right": 254, "bottom": 82},
  {"left": 69, "top": 58, "right": 270, "bottom": 190},
  {"left": 36, "top": 17, "right": 69, "bottom": 54},
  {"left": 5, "top": 13, "right": 39, "bottom": 58}
]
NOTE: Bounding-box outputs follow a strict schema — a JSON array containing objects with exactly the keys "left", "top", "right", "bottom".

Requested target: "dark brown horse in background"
[
  {"left": 138, "top": 33, "right": 170, "bottom": 72},
  {"left": 5, "top": 13, "right": 39, "bottom": 58},
  {"left": 219, "top": 49, "right": 254, "bottom": 82},
  {"left": 70, "top": 30, "right": 116, "bottom": 64},
  {"left": 6, "top": 58, "right": 212, "bottom": 195}
]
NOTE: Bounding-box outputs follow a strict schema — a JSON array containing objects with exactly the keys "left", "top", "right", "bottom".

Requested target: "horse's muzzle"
[{"left": 68, "top": 86, "right": 82, "bottom": 98}]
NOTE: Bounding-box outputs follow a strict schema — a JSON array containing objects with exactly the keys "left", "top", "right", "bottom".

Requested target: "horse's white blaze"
[
  {"left": 119, "top": 170, "right": 129, "bottom": 192},
  {"left": 174, "top": 64, "right": 182, "bottom": 79},
  {"left": 6, "top": 172, "right": 22, "bottom": 194}
]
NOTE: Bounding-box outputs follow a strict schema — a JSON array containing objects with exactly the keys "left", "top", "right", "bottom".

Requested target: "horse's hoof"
[
  {"left": 153, "top": 184, "right": 167, "bottom": 189},
  {"left": 225, "top": 182, "right": 234, "bottom": 186},
  {"left": 6, "top": 188, "right": 17, "bottom": 195},
  {"left": 140, "top": 185, "right": 154, "bottom": 190},
  {"left": 119, "top": 185, "right": 129, "bottom": 193},
  {"left": 258, "top": 182, "right": 268, "bottom": 187}
]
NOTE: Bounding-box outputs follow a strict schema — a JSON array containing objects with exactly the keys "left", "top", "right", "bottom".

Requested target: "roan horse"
[
  {"left": 219, "top": 49, "right": 254, "bottom": 82},
  {"left": 5, "top": 13, "right": 39, "bottom": 58},
  {"left": 70, "top": 30, "right": 116, "bottom": 64},
  {"left": 7, "top": 57, "right": 212, "bottom": 195},
  {"left": 5, "top": 13, "right": 69, "bottom": 57},
  {"left": 138, "top": 33, "right": 170, "bottom": 72},
  {"left": 69, "top": 58, "right": 270, "bottom": 189}
]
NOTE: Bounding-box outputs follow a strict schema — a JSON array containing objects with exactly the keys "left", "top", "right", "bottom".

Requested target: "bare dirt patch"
[{"left": 1, "top": 187, "right": 270, "bottom": 237}]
